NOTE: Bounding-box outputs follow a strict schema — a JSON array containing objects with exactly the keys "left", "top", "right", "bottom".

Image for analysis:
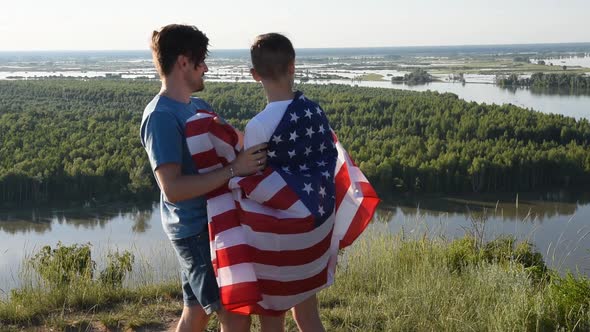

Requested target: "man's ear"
[
  {"left": 250, "top": 68, "right": 262, "bottom": 82},
  {"left": 177, "top": 55, "right": 189, "bottom": 70},
  {"left": 288, "top": 60, "right": 295, "bottom": 75}
]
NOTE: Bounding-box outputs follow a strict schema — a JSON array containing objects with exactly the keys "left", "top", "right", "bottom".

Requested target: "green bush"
[
  {"left": 29, "top": 242, "right": 94, "bottom": 287},
  {"left": 99, "top": 251, "right": 134, "bottom": 287}
]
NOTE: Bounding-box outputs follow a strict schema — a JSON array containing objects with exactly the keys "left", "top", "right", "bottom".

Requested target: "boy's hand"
[{"left": 232, "top": 143, "right": 267, "bottom": 176}]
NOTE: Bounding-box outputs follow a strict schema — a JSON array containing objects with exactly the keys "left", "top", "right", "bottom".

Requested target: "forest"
[
  {"left": 1, "top": 79, "right": 589, "bottom": 206},
  {"left": 496, "top": 72, "right": 590, "bottom": 89}
]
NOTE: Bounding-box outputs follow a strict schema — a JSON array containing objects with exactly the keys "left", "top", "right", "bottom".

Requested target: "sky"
[{"left": 1, "top": 0, "right": 589, "bottom": 51}]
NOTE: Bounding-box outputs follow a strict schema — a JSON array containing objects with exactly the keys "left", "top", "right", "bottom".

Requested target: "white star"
[
  {"left": 268, "top": 150, "right": 277, "bottom": 158},
  {"left": 299, "top": 94, "right": 306, "bottom": 100},
  {"left": 317, "top": 160, "right": 327, "bottom": 167},
  {"left": 319, "top": 186, "right": 327, "bottom": 197},
  {"left": 304, "top": 173, "right": 312, "bottom": 177},
  {"left": 321, "top": 171, "right": 331, "bottom": 179},
  {"left": 272, "top": 135, "right": 283, "bottom": 144},
  {"left": 305, "top": 127, "right": 315, "bottom": 138},
  {"left": 282, "top": 166, "right": 292, "bottom": 174},
  {"left": 290, "top": 112, "right": 300, "bottom": 122},
  {"left": 302, "top": 183, "right": 314, "bottom": 194},
  {"left": 318, "top": 125, "right": 325, "bottom": 134},
  {"left": 316, "top": 106, "right": 323, "bottom": 115},
  {"left": 318, "top": 142, "right": 327, "bottom": 154},
  {"left": 304, "top": 109, "right": 313, "bottom": 119},
  {"left": 289, "top": 131, "right": 299, "bottom": 142},
  {"left": 299, "top": 164, "right": 309, "bottom": 171},
  {"left": 318, "top": 205, "right": 325, "bottom": 216},
  {"left": 304, "top": 146, "right": 312, "bottom": 156},
  {"left": 288, "top": 150, "right": 296, "bottom": 158}
]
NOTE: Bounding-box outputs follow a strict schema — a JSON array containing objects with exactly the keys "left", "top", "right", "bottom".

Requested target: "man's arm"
[{"left": 156, "top": 143, "right": 267, "bottom": 203}]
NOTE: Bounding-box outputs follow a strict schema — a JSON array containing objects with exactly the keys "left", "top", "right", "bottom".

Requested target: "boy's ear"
[
  {"left": 250, "top": 68, "right": 262, "bottom": 82},
  {"left": 288, "top": 61, "right": 295, "bottom": 75}
]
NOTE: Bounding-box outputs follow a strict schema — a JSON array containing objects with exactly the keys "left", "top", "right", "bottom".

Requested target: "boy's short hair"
[
  {"left": 250, "top": 33, "right": 295, "bottom": 80},
  {"left": 151, "top": 24, "right": 209, "bottom": 77}
]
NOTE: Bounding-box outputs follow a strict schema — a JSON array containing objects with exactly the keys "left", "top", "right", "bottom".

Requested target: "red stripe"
[
  {"left": 258, "top": 265, "right": 329, "bottom": 296},
  {"left": 262, "top": 185, "right": 299, "bottom": 210},
  {"left": 237, "top": 168, "right": 274, "bottom": 196},
  {"left": 215, "top": 244, "right": 254, "bottom": 266},
  {"left": 214, "top": 229, "right": 333, "bottom": 268},
  {"left": 208, "top": 122, "right": 238, "bottom": 147},
  {"left": 192, "top": 149, "right": 222, "bottom": 169},
  {"left": 209, "top": 209, "right": 240, "bottom": 235},
  {"left": 185, "top": 117, "right": 213, "bottom": 137},
  {"left": 207, "top": 185, "right": 231, "bottom": 199},
  {"left": 225, "top": 303, "right": 287, "bottom": 316},
  {"left": 334, "top": 161, "right": 351, "bottom": 211},
  {"left": 237, "top": 208, "right": 315, "bottom": 234},
  {"left": 339, "top": 196, "right": 380, "bottom": 249},
  {"left": 356, "top": 181, "right": 378, "bottom": 198},
  {"left": 219, "top": 281, "right": 261, "bottom": 309}
]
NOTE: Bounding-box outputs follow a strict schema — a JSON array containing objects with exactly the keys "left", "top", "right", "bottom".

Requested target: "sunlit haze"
[{"left": 1, "top": 0, "right": 589, "bottom": 51}]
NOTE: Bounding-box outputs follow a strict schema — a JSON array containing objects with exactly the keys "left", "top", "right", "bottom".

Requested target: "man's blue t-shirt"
[{"left": 140, "top": 95, "right": 211, "bottom": 240}]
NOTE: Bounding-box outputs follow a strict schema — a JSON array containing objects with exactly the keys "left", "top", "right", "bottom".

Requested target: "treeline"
[
  {"left": 496, "top": 72, "right": 590, "bottom": 90},
  {"left": 1, "top": 80, "right": 590, "bottom": 206}
]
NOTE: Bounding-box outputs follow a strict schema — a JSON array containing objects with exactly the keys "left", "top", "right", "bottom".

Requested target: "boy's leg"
[
  {"left": 171, "top": 231, "right": 222, "bottom": 332},
  {"left": 291, "top": 295, "right": 325, "bottom": 332},
  {"left": 218, "top": 308, "right": 252, "bottom": 332},
  {"left": 259, "top": 313, "right": 286, "bottom": 332}
]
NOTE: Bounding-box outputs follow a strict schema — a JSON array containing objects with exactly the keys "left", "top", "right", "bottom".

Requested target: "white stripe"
[
  {"left": 258, "top": 282, "right": 333, "bottom": 311},
  {"left": 186, "top": 133, "right": 213, "bottom": 155},
  {"left": 241, "top": 214, "right": 335, "bottom": 251},
  {"left": 214, "top": 226, "right": 247, "bottom": 249},
  {"left": 199, "top": 163, "right": 222, "bottom": 174},
  {"left": 217, "top": 263, "right": 258, "bottom": 286},
  {"left": 247, "top": 172, "right": 287, "bottom": 203},
  {"left": 210, "top": 134, "right": 237, "bottom": 162},
  {"left": 334, "top": 188, "right": 361, "bottom": 242},
  {"left": 207, "top": 192, "right": 235, "bottom": 218},
  {"left": 237, "top": 197, "right": 310, "bottom": 218},
  {"left": 253, "top": 248, "right": 333, "bottom": 281},
  {"left": 348, "top": 165, "right": 369, "bottom": 184},
  {"left": 186, "top": 113, "right": 213, "bottom": 124}
]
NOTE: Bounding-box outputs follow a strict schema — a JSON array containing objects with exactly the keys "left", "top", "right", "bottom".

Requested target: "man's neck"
[{"left": 159, "top": 77, "right": 192, "bottom": 104}]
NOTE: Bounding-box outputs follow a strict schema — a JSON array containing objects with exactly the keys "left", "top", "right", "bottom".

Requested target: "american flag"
[{"left": 185, "top": 92, "right": 379, "bottom": 316}]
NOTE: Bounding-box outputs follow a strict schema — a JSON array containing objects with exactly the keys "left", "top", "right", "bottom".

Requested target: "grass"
[{"left": 1, "top": 228, "right": 589, "bottom": 331}]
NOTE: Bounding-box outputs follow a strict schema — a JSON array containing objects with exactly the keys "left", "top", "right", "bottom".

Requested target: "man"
[{"left": 140, "top": 24, "right": 266, "bottom": 332}]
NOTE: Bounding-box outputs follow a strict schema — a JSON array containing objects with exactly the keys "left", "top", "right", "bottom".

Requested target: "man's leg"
[
  {"left": 218, "top": 307, "right": 251, "bottom": 332},
  {"left": 291, "top": 295, "right": 325, "bottom": 332},
  {"left": 171, "top": 233, "right": 222, "bottom": 332},
  {"left": 176, "top": 305, "right": 209, "bottom": 332}
]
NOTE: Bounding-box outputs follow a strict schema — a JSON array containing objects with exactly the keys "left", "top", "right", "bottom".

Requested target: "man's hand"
[{"left": 232, "top": 143, "right": 268, "bottom": 176}]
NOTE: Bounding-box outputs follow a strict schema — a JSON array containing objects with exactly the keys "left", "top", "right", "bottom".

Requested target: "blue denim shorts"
[{"left": 170, "top": 230, "right": 221, "bottom": 314}]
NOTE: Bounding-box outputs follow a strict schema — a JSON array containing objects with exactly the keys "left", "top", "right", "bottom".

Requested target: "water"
[
  {"left": 1, "top": 193, "right": 589, "bottom": 294},
  {"left": 0, "top": 203, "right": 177, "bottom": 296},
  {"left": 532, "top": 55, "right": 590, "bottom": 68}
]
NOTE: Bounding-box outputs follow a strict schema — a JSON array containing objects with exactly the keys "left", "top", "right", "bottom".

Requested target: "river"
[{"left": 1, "top": 192, "right": 589, "bottom": 294}]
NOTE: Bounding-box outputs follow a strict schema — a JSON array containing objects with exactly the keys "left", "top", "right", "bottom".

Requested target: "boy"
[{"left": 245, "top": 32, "right": 327, "bottom": 332}]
